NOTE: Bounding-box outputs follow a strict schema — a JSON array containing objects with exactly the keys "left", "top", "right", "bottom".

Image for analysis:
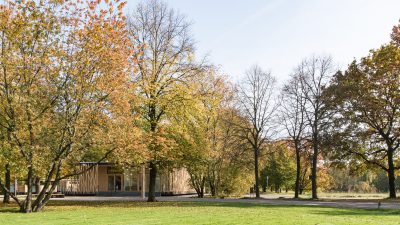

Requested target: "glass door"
[
  {"left": 108, "top": 175, "right": 115, "bottom": 191},
  {"left": 115, "top": 175, "right": 122, "bottom": 191},
  {"left": 108, "top": 175, "right": 122, "bottom": 192}
]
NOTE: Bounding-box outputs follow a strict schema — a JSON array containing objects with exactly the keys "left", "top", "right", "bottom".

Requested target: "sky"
[{"left": 125, "top": 0, "right": 400, "bottom": 84}]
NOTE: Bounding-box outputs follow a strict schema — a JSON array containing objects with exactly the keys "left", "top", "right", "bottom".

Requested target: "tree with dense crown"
[
  {"left": 0, "top": 0, "right": 138, "bottom": 212},
  {"left": 262, "top": 142, "right": 296, "bottom": 193},
  {"left": 327, "top": 33, "right": 400, "bottom": 198},
  {"left": 127, "top": 0, "right": 204, "bottom": 202}
]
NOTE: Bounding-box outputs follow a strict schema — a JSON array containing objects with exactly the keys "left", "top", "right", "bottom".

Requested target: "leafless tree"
[
  {"left": 299, "top": 55, "right": 335, "bottom": 199},
  {"left": 237, "top": 65, "right": 278, "bottom": 198},
  {"left": 280, "top": 71, "right": 307, "bottom": 199}
]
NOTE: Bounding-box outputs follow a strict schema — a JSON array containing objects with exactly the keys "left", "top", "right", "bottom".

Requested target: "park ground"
[{"left": 0, "top": 195, "right": 400, "bottom": 225}]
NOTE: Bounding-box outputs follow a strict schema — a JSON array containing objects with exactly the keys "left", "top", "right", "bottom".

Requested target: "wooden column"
[
  {"left": 141, "top": 164, "right": 145, "bottom": 200},
  {"left": 14, "top": 176, "right": 17, "bottom": 196}
]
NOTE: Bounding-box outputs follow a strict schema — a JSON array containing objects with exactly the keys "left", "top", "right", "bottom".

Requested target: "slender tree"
[
  {"left": 237, "top": 65, "right": 277, "bottom": 198},
  {"left": 299, "top": 56, "right": 334, "bottom": 199},
  {"left": 280, "top": 71, "right": 307, "bottom": 198}
]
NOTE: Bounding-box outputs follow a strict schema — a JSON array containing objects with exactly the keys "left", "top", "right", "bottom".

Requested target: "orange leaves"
[
  {"left": 0, "top": 0, "right": 142, "bottom": 189},
  {"left": 117, "top": 1, "right": 126, "bottom": 12}
]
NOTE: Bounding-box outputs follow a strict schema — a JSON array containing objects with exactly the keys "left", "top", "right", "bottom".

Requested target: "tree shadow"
[
  {"left": 311, "top": 208, "right": 400, "bottom": 216},
  {"left": 0, "top": 204, "right": 19, "bottom": 213},
  {"left": 1, "top": 200, "right": 399, "bottom": 216}
]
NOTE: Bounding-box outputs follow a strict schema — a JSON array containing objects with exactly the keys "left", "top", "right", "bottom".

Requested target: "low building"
[{"left": 59, "top": 162, "right": 195, "bottom": 196}]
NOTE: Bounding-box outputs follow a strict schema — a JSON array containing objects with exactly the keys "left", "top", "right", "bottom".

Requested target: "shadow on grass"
[
  {"left": 1, "top": 201, "right": 399, "bottom": 216},
  {"left": 311, "top": 208, "right": 400, "bottom": 216},
  {"left": 0, "top": 203, "right": 19, "bottom": 213}
]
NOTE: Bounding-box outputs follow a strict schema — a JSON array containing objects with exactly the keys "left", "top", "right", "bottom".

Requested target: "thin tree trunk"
[
  {"left": 20, "top": 165, "right": 33, "bottom": 213},
  {"left": 209, "top": 179, "right": 216, "bottom": 197},
  {"left": 294, "top": 140, "right": 301, "bottom": 199},
  {"left": 34, "top": 177, "right": 40, "bottom": 194},
  {"left": 3, "top": 164, "right": 10, "bottom": 204},
  {"left": 387, "top": 149, "right": 397, "bottom": 199},
  {"left": 191, "top": 174, "right": 205, "bottom": 198},
  {"left": 33, "top": 179, "right": 60, "bottom": 212},
  {"left": 32, "top": 163, "right": 57, "bottom": 209},
  {"left": 147, "top": 161, "right": 157, "bottom": 202},
  {"left": 199, "top": 176, "right": 205, "bottom": 198},
  {"left": 311, "top": 131, "right": 318, "bottom": 199},
  {"left": 254, "top": 147, "right": 260, "bottom": 198}
]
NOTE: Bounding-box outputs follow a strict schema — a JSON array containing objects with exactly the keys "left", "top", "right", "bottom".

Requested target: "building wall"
[
  {"left": 160, "top": 168, "right": 195, "bottom": 194},
  {"left": 60, "top": 164, "right": 195, "bottom": 195},
  {"left": 98, "top": 166, "right": 108, "bottom": 192}
]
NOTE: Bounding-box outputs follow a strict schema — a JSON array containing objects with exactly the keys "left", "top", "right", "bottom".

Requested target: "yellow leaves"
[
  {"left": 0, "top": 0, "right": 143, "bottom": 176},
  {"left": 117, "top": 1, "right": 126, "bottom": 12}
]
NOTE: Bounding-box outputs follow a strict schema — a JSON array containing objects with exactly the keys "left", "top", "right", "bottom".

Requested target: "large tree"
[
  {"left": 128, "top": 0, "right": 203, "bottom": 201},
  {"left": 327, "top": 40, "right": 400, "bottom": 198},
  {"left": 0, "top": 0, "right": 136, "bottom": 212},
  {"left": 299, "top": 56, "right": 334, "bottom": 199},
  {"left": 237, "top": 65, "right": 277, "bottom": 198}
]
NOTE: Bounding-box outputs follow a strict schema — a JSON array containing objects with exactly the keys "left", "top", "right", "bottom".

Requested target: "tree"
[
  {"left": 177, "top": 70, "right": 252, "bottom": 198},
  {"left": 178, "top": 69, "right": 228, "bottom": 198},
  {"left": 128, "top": 0, "right": 204, "bottom": 202},
  {"left": 0, "top": 0, "right": 136, "bottom": 212},
  {"left": 237, "top": 65, "right": 277, "bottom": 198},
  {"left": 299, "top": 56, "right": 334, "bottom": 199},
  {"left": 280, "top": 71, "right": 307, "bottom": 198},
  {"left": 203, "top": 108, "right": 253, "bottom": 198},
  {"left": 327, "top": 41, "right": 400, "bottom": 198},
  {"left": 262, "top": 142, "right": 296, "bottom": 193}
]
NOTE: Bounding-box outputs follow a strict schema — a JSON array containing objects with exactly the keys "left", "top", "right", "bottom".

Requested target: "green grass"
[
  {"left": 0, "top": 201, "right": 399, "bottom": 225},
  {"left": 260, "top": 191, "right": 392, "bottom": 199}
]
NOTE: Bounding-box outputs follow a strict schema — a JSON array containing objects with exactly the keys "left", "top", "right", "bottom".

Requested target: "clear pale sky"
[{"left": 126, "top": 0, "right": 400, "bottom": 84}]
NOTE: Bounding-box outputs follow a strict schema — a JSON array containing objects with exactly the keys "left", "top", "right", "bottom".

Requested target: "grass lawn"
[
  {"left": 259, "top": 191, "right": 392, "bottom": 200},
  {"left": 0, "top": 201, "right": 399, "bottom": 225}
]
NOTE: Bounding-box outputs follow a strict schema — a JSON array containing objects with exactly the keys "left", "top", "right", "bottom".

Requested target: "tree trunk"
[
  {"left": 191, "top": 174, "right": 205, "bottom": 198},
  {"left": 147, "top": 162, "right": 157, "bottom": 202},
  {"left": 254, "top": 147, "right": 260, "bottom": 198},
  {"left": 20, "top": 165, "right": 33, "bottom": 213},
  {"left": 311, "top": 132, "right": 318, "bottom": 199},
  {"left": 34, "top": 177, "right": 40, "bottom": 194},
  {"left": 3, "top": 164, "right": 10, "bottom": 204},
  {"left": 198, "top": 179, "right": 204, "bottom": 198},
  {"left": 294, "top": 141, "right": 301, "bottom": 199},
  {"left": 262, "top": 183, "right": 267, "bottom": 193},
  {"left": 33, "top": 179, "right": 60, "bottom": 212},
  {"left": 209, "top": 179, "right": 216, "bottom": 197},
  {"left": 199, "top": 177, "right": 205, "bottom": 198},
  {"left": 387, "top": 149, "right": 397, "bottom": 198}
]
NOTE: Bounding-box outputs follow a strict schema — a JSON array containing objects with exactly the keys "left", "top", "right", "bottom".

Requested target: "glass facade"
[{"left": 123, "top": 168, "right": 138, "bottom": 191}]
